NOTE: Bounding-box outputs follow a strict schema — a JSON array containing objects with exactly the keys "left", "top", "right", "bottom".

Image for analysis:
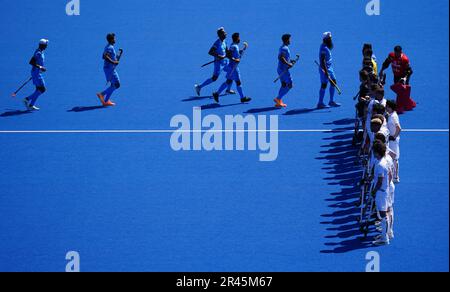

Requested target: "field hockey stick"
[
  {"left": 229, "top": 42, "right": 248, "bottom": 76},
  {"left": 11, "top": 77, "right": 33, "bottom": 97},
  {"left": 201, "top": 60, "right": 215, "bottom": 68},
  {"left": 314, "top": 60, "right": 342, "bottom": 95},
  {"left": 274, "top": 54, "right": 300, "bottom": 83}
]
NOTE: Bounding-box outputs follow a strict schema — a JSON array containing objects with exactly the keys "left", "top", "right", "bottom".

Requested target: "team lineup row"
[{"left": 15, "top": 28, "right": 413, "bottom": 113}]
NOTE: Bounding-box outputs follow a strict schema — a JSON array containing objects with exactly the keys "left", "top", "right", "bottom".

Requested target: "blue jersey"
[
  {"left": 31, "top": 49, "right": 45, "bottom": 75},
  {"left": 213, "top": 39, "right": 227, "bottom": 57},
  {"left": 278, "top": 45, "right": 291, "bottom": 71},
  {"left": 103, "top": 44, "right": 117, "bottom": 70},
  {"left": 319, "top": 43, "right": 332, "bottom": 69},
  {"left": 213, "top": 38, "right": 227, "bottom": 66},
  {"left": 228, "top": 43, "right": 241, "bottom": 67}
]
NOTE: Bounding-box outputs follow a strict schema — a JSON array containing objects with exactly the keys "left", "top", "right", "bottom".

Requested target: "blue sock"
[
  {"left": 226, "top": 82, "right": 233, "bottom": 91},
  {"left": 329, "top": 86, "right": 336, "bottom": 103},
  {"left": 102, "top": 86, "right": 115, "bottom": 102},
  {"left": 319, "top": 88, "right": 326, "bottom": 104},
  {"left": 278, "top": 86, "right": 290, "bottom": 100},
  {"left": 217, "top": 82, "right": 228, "bottom": 95},
  {"left": 28, "top": 90, "right": 42, "bottom": 106},
  {"left": 237, "top": 86, "right": 244, "bottom": 98},
  {"left": 200, "top": 78, "right": 213, "bottom": 88}
]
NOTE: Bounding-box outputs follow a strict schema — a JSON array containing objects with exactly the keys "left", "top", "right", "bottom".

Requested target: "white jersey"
[
  {"left": 387, "top": 112, "right": 401, "bottom": 141},
  {"left": 365, "top": 98, "right": 387, "bottom": 133},
  {"left": 374, "top": 157, "right": 390, "bottom": 192}
]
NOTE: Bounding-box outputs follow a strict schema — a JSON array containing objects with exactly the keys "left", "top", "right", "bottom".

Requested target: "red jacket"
[{"left": 389, "top": 52, "right": 410, "bottom": 77}]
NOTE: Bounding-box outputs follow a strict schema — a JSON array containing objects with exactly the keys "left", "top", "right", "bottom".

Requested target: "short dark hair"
[
  {"left": 386, "top": 99, "right": 397, "bottom": 111},
  {"left": 282, "top": 34, "right": 291, "bottom": 43},
  {"left": 375, "top": 132, "right": 387, "bottom": 144},
  {"left": 232, "top": 33, "right": 240, "bottom": 42},
  {"left": 106, "top": 33, "right": 115, "bottom": 42},
  {"left": 373, "top": 103, "right": 386, "bottom": 115},
  {"left": 373, "top": 141, "right": 387, "bottom": 157},
  {"left": 376, "top": 87, "right": 385, "bottom": 97},
  {"left": 394, "top": 46, "right": 402, "bottom": 53},
  {"left": 363, "top": 43, "right": 373, "bottom": 52}
]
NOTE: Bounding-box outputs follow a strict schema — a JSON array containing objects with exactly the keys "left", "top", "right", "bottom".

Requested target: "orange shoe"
[
  {"left": 279, "top": 100, "right": 288, "bottom": 108},
  {"left": 274, "top": 98, "right": 282, "bottom": 108},
  {"left": 97, "top": 93, "right": 107, "bottom": 106},
  {"left": 105, "top": 100, "right": 116, "bottom": 106}
]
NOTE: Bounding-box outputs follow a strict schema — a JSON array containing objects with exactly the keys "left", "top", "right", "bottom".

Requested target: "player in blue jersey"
[
  {"left": 212, "top": 33, "right": 251, "bottom": 104},
  {"left": 195, "top": 27, "right": 235, "bottom": 96},
  {"left": 23, "top": 39, "right": 49, "bottom": 111},
  {"left": 274, "top": 34, "right": 297, "bottom": 108},
  {"left": 97, "top": 33, "right": 121, "bottom": 106},
  {"left": 317, "top": 32, "right": 341, "bottom": 109}
]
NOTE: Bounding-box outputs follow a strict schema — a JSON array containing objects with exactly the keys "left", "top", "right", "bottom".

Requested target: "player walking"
[
  {"left": 97, "top": 33, "right": 121, "bottom": 107},
  {"left": 195, "top": 27, "right": 235, "bottom": 96},
  {"left": 274, "top": 34, "right": 297, "bottom": 108},
  {"left": 213, "top": 33, "right": 251, "bottom": 104},
  {"left": 23, "top": 39, "right": 49, "bottom": 111},
  {"left": 317, "top": 32, "right": 340, "bottom": 109}
]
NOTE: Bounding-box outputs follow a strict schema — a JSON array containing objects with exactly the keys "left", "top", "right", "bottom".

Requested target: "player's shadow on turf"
[
  {"left": 317, "top": 118, "right": 377, "bottom": 253},
  {"left": 244, "top": 107, "right": 281, "bottom": 114},
  {"left": 284, "top": 107, "right": 331, "bottom": 116},
  {"left": 182, "top": 93, "right": 227, "bottom": 102},
  {"left": 67, "top": 106, "right": 105, "bottom": 113},
  {"left": 0, "top": 110, "right": 32, "bottom": 117},
  {"left": 200, "top": 102, "right": 245, "bottom": 110}
]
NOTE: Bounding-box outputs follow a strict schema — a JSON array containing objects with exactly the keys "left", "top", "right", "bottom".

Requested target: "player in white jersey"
[
  {"left": 371, "top": 141, "right": 391, "bottom": 246},
  {"left": 386, "top": 100, "right": 402, "bottom": 183}
]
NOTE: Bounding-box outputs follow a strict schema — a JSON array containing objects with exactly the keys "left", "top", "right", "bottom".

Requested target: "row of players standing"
[{"left": 354, "top": 43, "right": 416, "bottom": 245}]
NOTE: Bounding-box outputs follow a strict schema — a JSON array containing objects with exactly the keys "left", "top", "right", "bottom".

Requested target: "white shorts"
[
  {"left": 390, "top": 139, "right": 400, "bottom": 159},
  {"left": 376, "top": 190, "right": 389, "bottom": 212}
]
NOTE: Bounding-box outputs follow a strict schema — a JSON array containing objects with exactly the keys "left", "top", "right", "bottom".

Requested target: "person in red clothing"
[
  {"left": 380, "top": 46, "right": 416, "bottom": 113},
  {"left": 380, "top": 46, "right": 413, "bottom": 84}
]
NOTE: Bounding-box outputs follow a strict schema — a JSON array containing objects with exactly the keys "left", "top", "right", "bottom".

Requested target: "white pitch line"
[{"left": 0, "top": 129, "right": 448, "bottom": 134}]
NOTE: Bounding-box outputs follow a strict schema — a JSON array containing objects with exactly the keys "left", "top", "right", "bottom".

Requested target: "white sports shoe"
[
  {"left": 29, "top": 105, "right": 40, "bottom": 111},
  {"left": 373, "top": 238, "right": 390, "bottom": 246},
  {"left": 394, "top": 177, "right": 400, "bottom": 184}
]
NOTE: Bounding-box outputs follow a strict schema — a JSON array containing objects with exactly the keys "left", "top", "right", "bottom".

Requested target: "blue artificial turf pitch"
[{"left": 0, "top": 0, "right": 448, "bottom": 272}]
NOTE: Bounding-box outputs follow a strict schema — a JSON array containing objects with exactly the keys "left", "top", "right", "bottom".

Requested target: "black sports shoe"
[
  {"left": 213, "top": 92, "right": 219, "bottom": 103},
  {"left": 240, "top": 97, "right": 251, "bottom": 103}
]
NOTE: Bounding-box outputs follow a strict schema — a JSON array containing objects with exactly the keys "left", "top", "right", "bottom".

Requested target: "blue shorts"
[
  {"left": 319, "top": 68, "right": 336, "bottom": 84},
  {"left": 104, "top": 68, "right": 120, "bottom": 85},
  {"left": 32, "top": 73, "right": 45, "bottom": 88},
  {"left": 213, "top": 59, "right": 228, "bottom": 77},
  {"left": 278, "top": 68, "right": 293, "bottom": 84},
  {"left": 225, "top": 65, "right": 241, "bottom": 81}
]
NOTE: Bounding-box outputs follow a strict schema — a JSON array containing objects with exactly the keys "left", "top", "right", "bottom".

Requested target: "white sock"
[{"left": 389, "top": 208, "right": 394, "bottom": 235}]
